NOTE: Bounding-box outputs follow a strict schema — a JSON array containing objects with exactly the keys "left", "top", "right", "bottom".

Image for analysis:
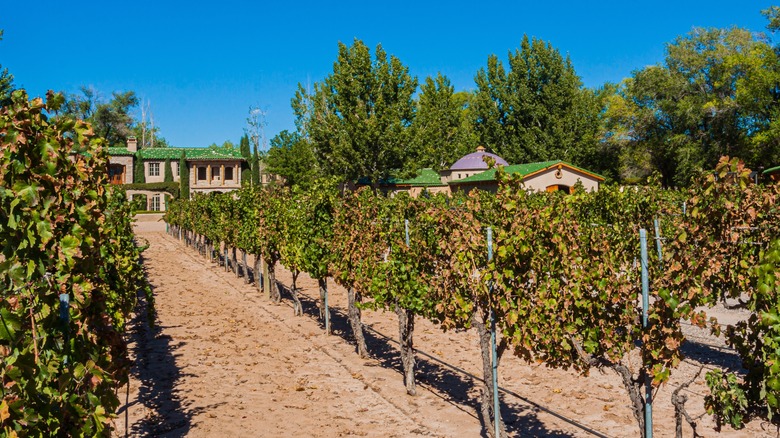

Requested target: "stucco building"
[
  {"left": 107, "top": 137, "right": 246, "bottom": 210},
  {"left": 368, "top": 147, "right": 604, "bottom": 196}
]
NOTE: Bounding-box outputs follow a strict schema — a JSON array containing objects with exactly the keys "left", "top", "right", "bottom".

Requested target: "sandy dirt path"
[{"left": 117, "top": 221, "right": 765, "bottom": 437}]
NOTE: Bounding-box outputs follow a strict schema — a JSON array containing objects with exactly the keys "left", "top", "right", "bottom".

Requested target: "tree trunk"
[
  {"left": 262, "top": 257, "right": 270, "bottom": 300},
  {"left": 473, "top": 314, "right": 506, "bottom": 438},
  {"left": 611, "top": 364, "right": 646, "bottom": 438},
  {"left": 347, "top": 287, "right": 368, "bottom": 358},
  {"left": 242, "top": 251, "right": 250, "bottom": 283},
  {"left": 396, "top": 303, "right": 416, "bottom": 395},
  {"left": 268, "top": 260, "right": 281, "bottom": 303},
  {"left": 224, "top": 244, "right": 229, "bottom": 272},
  {"left": 318, "top": 278, "right": 330, "bottom": 334},
  {"left": 231, "top": 246, "right": 238, "bottom": 277},
  {"left": 291, "top": 270, "right": 302, "bottom": 316},
  {"left": 254, "top": 255, "right": 262, "bottom": 293}
]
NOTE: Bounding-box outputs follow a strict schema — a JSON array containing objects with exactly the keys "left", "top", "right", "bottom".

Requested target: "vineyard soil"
[{"left": 117, "top": 222, "right": 769, "bottom": 437}]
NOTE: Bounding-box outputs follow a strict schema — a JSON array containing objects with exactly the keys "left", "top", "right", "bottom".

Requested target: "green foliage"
[
  {"left": 239, "top": 134, "right": 253, "bottom": 187},
  {"left": 164, "top": 154, "right": 780, "bottom": 434},
  {"left": 266, "top": 130, "right": 317, "bottom": 189},
  {"left": 706, "top": 370, "right": 749, "bottom": 429},
  {"left": 602, "top": 27, "right": 780, "bottom": 186},
  {"left": 0, "top": 31, "right": 13, "bottom": 108},
  {"left": 121, "top": 181, "right": 179, "bottom": 198},
  {"left": 0, "top": 90, "right": 150, "bottom": 436},
  {"left": 300, "top": 39, "right": 418, "bottom": 185},
  {"left": 411, "top": 74, "right": 474, "bottom": 171},
  {"left": 133, "top": 157, "right": 145, "bottom": 184},
  {"left": 763, "top": 6, "right": 780, "bottom": 32},
  {"left": 163, "top": 158, "right": 173, "bottom": 182},
  {"left": 705, "top": 238, "right": 780, "bottom": 428},
  {"left": 472, "top": 35, "right": 601, "bottom": 168},
  {"left": 179, "top": 151, "right": 189, "bottom": 199},
  {"left": 239, "top": 134, "right": 251, "bottom": 160},
  {"left": 60, "top": 88, "right": 139, "bottom": 147}
]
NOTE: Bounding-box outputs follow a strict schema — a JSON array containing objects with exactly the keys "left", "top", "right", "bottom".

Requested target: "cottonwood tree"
[
  {"left": 602, "top": 26, "right": 780, "bottom": 186},
  {"left": 265, "top": 130, "right": 317, "bottom": 189},
  {"left": 411, "top": 73, "right": 474, "bottom": 170},
  {"left": 472, "top": 35, "right": 600, "bottom": 167},
  {"left": 302, "top": 39, "right": 418, "bottom": 186}
]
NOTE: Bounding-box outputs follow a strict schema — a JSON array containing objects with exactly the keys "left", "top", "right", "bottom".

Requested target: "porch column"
[
  {"left": 221, "top": 164, "right": 225, "bottom": 186},
  {"left": 207, "top": 164, "right": 212, "bottom": 185}
]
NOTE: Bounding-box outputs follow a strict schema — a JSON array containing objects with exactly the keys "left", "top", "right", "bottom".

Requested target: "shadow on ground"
[
  {"left": 275, "top": 280, "right": 577, "bottom": 438},
  {"left": 118, "top": 254, "right": 222, "bottom": 438}
]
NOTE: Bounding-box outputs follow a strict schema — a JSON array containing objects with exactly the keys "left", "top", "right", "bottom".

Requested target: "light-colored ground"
[{"left": 117, "top": 223, "right": 766, "bottom": 437}]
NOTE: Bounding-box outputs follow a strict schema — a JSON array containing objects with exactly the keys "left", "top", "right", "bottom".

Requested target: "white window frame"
[
  {"left": 148, "top": 162, "right": 160, "bottom": 177},
  {"left": 149, "top": 195, "right": 161, "bottom": 211}
]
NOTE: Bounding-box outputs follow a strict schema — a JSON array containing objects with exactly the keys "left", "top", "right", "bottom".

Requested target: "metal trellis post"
[
  {"left": 487, "top": 227, "right": 499, "bottom": 438},
  {"left": 639, "top": 229, "right": 653, "bottom": 438}
]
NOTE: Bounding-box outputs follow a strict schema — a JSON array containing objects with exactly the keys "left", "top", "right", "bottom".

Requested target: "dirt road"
[{"left": 117, "top": 223, "right": 763, "bottom": 437}]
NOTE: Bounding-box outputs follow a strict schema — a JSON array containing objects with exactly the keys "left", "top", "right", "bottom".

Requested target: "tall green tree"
[
  {"left": 179, "top": 151, "right": 190, "bottom": 199},
  {"left": 239, "top": 133, "right": 252, "bottom": 186},
  {"left": 60, "top": 88, "right": 140, "bottom": 147},
  {"left": 300, "top": 39, "right": 418, "bottom": 186},
  {"left": 134, "top": 156, "right": 145, "bottom": 184},
  {"left": 266, "top": 130, "right": 317, "bottom": 189},
  {"left": 0, "top": 30, "right": 14, "bottom": 107},
  {"left": 411, "top": 73, "right": 474, "bottom": 170},
  {"left": 472, "top": 35, "right": 600, "bottom": 167},
  {"left": 164, "top": 158, "right": 173, "bottom": 182},
  {"left": 252, "top": 146, "right": 261, "bottom": 186},
  {"left": 603, "top": 26, "right": 780, "bottom": 186},
  {"left": 764, "top": 5, "right": 780, "bottom": 32}
]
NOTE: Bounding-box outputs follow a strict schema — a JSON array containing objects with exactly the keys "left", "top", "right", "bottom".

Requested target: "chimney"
[{"left": 127, "top": 136, "right": 138, "bottom": 153}]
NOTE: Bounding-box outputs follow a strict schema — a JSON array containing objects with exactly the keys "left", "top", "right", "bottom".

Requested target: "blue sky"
[{"left": 2, "top": 1, "right": 776, "bottom": 148}]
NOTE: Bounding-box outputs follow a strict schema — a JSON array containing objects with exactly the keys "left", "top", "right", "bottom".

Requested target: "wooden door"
[{"left": 109, "top": 164, "right": 125, "bottom": 184}]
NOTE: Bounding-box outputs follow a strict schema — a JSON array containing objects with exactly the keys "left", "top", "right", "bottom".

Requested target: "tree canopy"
[
  {"left": 411, "top": 73, "right": 475, "bottom": 171},
  {"left": 471, "top": 35, "right": 601, "bottom": 168},
  {"left": 299, "top": 39, "right": 418, "bottom": 186},
  {"left": 602, "top": 25, "right": 780, "bottom": 186},
  {"left": 265, "top": 130, "right": 317, "bottom": 189}
]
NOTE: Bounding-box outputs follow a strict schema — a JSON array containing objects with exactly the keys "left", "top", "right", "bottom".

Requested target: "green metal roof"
[
  {"left": 393, "top": 168, "right": 447, "bottom": 186},
  {"left": 763, "top": 165, "right": 780, "bottom": 174},
  {"left": 449, "top": 160, "right": 605, "bottom": 184},
  {"left": 107, "top": 147, "right": 135, "bottom": 156},
  {"left": 136, "top": 147, "right": 245, "bottom": 161}
]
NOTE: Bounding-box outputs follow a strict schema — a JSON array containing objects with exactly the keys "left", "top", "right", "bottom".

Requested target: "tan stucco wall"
[
  {"left": 440, "top": 168, "right": 487, "bottom": 184},
  {"left": 522, "top": 167, "right": 601, "bottom": 192},
  {"left": 109, "top": 156, "right": 134, "bottom": 184},
  {"left": 409, "top": 186, "right": 451, "bottom": 197},
  {"left": 144, "top": 160, "right": 165, "bottom": 183},
  {"left": 143, "top": 160, "right": 182, "bottom": 183},
  {"left": 126, "top": 190, "right": 173, "bottom": 212},
  {"left": 189, "top": 160, "right": 242, "bottom": 191}
]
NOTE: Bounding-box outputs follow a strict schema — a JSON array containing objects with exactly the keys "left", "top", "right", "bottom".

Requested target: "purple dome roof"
[{"left": 450, "top": 147, "right": 508, "bottom": 170}]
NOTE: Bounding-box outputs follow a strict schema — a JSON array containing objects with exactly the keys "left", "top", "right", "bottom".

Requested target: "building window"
[
  {"left": 197, "top": 167, "right": 207, "bottom": 181},
  {"left": 148, "top": 162, "right": 160, "bottom": 176},
  {"left": 212, "top": 167, "right": 221, "bottom": 181},
  {"left": 225, "top": 166, "right": 234, "bottom": 181},
  {"left": 150, "top": 195, "right": 161, "bottom": 211},
  {"left": 175, "top": 163, "right": 180, "bottom": 176}
]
